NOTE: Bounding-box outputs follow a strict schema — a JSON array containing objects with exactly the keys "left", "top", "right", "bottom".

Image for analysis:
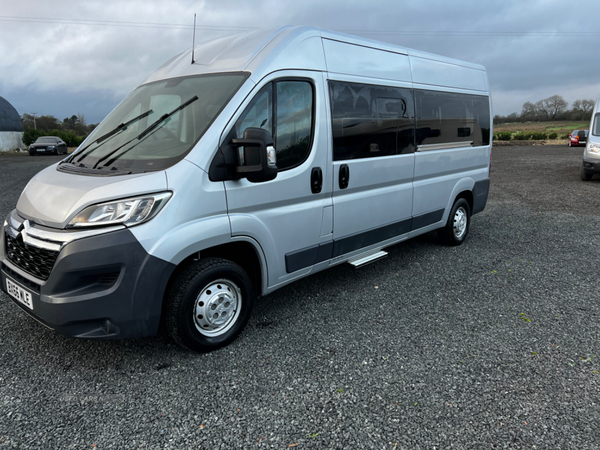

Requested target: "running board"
[{"left": 348, "top": 250, "right": 388, "bottom": 268}]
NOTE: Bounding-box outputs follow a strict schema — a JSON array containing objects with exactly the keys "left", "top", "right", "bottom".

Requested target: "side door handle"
[
  {"left": 311, "top": 167, "right": 323, "bottom": 194},
  {"left": 339, "top": 164, "right": 349, "bottom": 189}
]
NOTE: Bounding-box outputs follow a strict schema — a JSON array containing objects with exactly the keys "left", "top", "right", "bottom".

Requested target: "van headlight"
[
  {"left": 588, "top": 142, "right": 600, "bottom": 153},
  {"left": 67, "top": 192, "right": 172, "bottom": 228}
]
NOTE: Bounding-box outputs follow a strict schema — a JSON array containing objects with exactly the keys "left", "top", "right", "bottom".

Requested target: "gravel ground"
[{"left": 0, "top": 146, "right": 599, "bottom": 449}]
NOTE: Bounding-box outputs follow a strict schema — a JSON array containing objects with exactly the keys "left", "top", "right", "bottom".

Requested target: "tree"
[
  {"left": 537, "top": 95, "right": 568, "bottom": 120},
  {"left": 63, "top": 115, "right": 78, "bottom": 128},
  {"left": 572, "top": 99, "right": 594, "bottom": 120},
  {"left": 32, "top": 115, "right": 61, "bottom": 131},
  {"left": 521, "top": 102, "right": 538, "bottom": 120}
]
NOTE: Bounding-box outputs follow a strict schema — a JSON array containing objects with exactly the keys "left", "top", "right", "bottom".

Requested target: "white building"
[{"left": 0, "top": 96, "right": 24, "bottom": 151}]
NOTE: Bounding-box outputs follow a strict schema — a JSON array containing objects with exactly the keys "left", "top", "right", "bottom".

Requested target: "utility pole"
[{"left": 31, "top": 112, "right": 37, "bottom": 130}]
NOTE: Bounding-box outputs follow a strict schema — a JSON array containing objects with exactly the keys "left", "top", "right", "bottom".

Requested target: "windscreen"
[
  {"left": 593, "top": 114, "right": 600, "bottom": 137},
  {"left": 69, "top": 73, "right": 248, "bottom": 172}
]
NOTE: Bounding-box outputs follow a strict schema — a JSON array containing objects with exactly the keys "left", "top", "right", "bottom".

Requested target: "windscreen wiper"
[
  {"left": 70, "top": 110, "right": 154, "bottom": 164},
  {"left": 92, "top": 95, "right": 199, "bottom": 169},
  {"left": 137, "top": 95, "right": 198, "bottom": 140}
]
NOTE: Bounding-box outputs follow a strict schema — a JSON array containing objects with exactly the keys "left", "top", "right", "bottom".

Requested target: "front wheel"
[
  {"left": 165, "top": 257, "right": 255, "bottom": 352},
  {"left": 580, "top": 165, "right": 593, "bottom": 181},
  {"left": 439, "top": 198, "right": 471, "bottom": 246}
]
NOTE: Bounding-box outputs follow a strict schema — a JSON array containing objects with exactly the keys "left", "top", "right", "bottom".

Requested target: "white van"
[
  {"left": 581, "top": 97, "right": 600, "bottom": 181},
  {"left": 1, "top": 26, "right": 492, "bottom": 351}
]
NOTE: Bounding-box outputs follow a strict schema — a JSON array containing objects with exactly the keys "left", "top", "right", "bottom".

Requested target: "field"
[{"left": 495, "top": 120, "right": 589, "bottom": 136}]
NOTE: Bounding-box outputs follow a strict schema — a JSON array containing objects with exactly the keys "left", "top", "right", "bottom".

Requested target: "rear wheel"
[
  {"left": 580, "top": 165, "right": 593, "bottom": 181},
  {"left": 165, "top": 257, "right": 255, "bottom": 352},
  {"left": 439, "top": 198, "right": 471, "bottom": 246}
]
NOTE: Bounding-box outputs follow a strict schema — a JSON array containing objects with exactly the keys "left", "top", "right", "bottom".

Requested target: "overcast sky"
[{"left": 1, "top": 0, "right": 599, "bottom": 124}]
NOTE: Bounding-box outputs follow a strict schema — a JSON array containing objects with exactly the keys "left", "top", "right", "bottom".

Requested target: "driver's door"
[{"left": 222, "top": 71, "right": 333, "bottom": 289}]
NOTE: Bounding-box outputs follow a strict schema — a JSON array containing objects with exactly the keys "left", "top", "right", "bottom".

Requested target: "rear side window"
[
  {"left": 234, "top": 80, "right": 314, "bottom": 170},
  {"left": 329, "top": 80, "right": 415, "bottom": 161},
  {"left": 414, "top": 90, "right": 490, "bottom": 148}
]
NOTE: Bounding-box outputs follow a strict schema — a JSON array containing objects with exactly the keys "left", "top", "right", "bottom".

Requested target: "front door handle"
[
  {"left": 339, "top": 164, "right": 349, "bottom": 189},
  {"left": 311, "top": 167, "right": 323, "bottom": 194}
]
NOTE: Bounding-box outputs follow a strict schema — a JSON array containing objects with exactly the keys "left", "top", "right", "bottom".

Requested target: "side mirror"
[{"left": 231, "top": 127, "right": 277, "bottom": 182}]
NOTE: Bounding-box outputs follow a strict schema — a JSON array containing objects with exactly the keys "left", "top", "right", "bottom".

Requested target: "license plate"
[
  {"left": 6, "top": 278, "right": 33, "bottom": 310},
  {"left": 38, "top": 149, "right": 45, "bottom": 152}
]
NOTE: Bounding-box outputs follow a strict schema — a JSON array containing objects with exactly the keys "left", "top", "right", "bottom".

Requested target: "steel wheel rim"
[
  {"left": 193, "top": 279, "right": 241, "bottom": 337},
  {"left": 453, "top": 206, "right": 467, "bottom": 239}
]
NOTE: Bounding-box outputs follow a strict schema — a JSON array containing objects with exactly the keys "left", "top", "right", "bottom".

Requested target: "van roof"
[{"left": 144, "top": 26, "right": 488, "bottom": 92}]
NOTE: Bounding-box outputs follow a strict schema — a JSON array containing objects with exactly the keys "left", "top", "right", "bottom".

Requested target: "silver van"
[
  {"left": 581, "top": 97, "right": 600, "bottom": 181},
  {"left": 1, "top": 26, "right": 492, "bottom": 351}
]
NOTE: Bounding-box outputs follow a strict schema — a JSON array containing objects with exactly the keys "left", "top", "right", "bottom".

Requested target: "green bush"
[
  {"left": 548, "top": 132, "right": 558, "bottom": 139},
  {"left": 560, "top": 133, "right": 570, "bottom": 139},
  {"left": 22, "top": 128, "right": 46, "bottom": 146},
  {"left": 530, "top": 131, "right": 547, "bottom": 140},
  {"left": 494, "top": 131, "right": 512, "bottom": 141},
  {"left": 512, "top": 132, "right": 529, "bottom": 140},
  {"left": 22, "top": 128, "right": 87, "bottom": 147}
]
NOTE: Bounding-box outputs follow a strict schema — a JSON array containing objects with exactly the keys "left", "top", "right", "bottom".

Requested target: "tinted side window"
[
  {"left": 275, "top": 81, "right": 314, "bottom": 170},
  {"left": 414, "top": 90, "right": 490, "bottom": 147},
  {"left": 235, "top": 83, "right": 273, "bottom": 138},
  {"left": 233, "top": 80, "right": 314, "bottom": 171},
  {"left": 329, "top": 81, "right": 415, "bottom": 161},
  {"left": 592, "top": 116, "right": 600, "bottom": 137}
]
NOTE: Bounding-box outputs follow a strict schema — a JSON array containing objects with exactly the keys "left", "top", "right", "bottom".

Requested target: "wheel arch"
[{"left": 163, "top": 238, "right": 267, "bottom": 304}]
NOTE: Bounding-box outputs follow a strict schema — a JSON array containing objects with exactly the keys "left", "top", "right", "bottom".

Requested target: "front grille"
[
  {"left": 1, "top": 263, "right": 41, "bottom": 293},
  {"left": 5, "top": 234, "right": 58, "bottom": 281}
]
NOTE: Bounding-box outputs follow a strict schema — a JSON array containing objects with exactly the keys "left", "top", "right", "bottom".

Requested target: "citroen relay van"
[
  {"left": 581, "top": 97, "right": 600, "bottom": 181},
  {"left": 1, "top": 26, "right": 492, "bottom": 352}
]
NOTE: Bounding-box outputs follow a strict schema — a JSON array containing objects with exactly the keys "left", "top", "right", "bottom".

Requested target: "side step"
[{"left": 348, "top": 250, "right": 388, "bottom": 268}]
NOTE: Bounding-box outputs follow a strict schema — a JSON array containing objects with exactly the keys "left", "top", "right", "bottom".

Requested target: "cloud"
[{"left": 1, "top": 0, "right": 599, "bottom": 121}]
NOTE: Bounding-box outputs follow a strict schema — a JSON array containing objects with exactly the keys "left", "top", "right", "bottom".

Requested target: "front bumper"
[
  {"left": 582, "top": 158, "right": 600, "bottom": 175},
  {"left": 1, "top": 215, "right": 175, "bottom": 339}
]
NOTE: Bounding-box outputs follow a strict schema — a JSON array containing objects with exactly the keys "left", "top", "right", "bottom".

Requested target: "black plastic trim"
[
  {"left": 472, "top": 178, "right": 490, "bottom": 215},
  {"left": 285, "top": 242, "right": 333, "bottom": 273},
  {"left": 582, "top": 159, "right": 600, "bottom": 174},
  {"left": 284, "top": 209, "right": 445, "bottom": 273},
  {"left": 332, "top": 219, "right": 412, "bottom": 258},
  {"left": 1, "top": 228, "right": 175, "bottom": 339},
  {"left": 410, "top": 208, "right": 444, "bottom": 231}
]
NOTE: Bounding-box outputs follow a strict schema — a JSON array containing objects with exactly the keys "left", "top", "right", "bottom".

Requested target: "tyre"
[
  {"left": 439, "top": 198, "right": 471, "bottom": 246},
  {"left": 580, "top": 165, "right": 593, "bottom": 181},
  {"left": 29, "top": 150, "right": 35, "bottom": 156},
  {"left": 165, "top": 257, "right": 255, "bottom": 352}
]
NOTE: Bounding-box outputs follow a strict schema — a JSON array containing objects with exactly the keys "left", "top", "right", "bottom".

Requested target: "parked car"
[
  {"left": 29, "top": 136, "right": 68, "bottom": 155},
  {"left": 568, "top": 129, "right": 588, "bottom": 147},
  {"left": 581, "top": 99, "right": 600, "bottom": 180}
]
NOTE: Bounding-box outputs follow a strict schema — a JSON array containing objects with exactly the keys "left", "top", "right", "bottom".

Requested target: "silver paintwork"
[
  {"left": 194, "top": 279, "right": 241, "bottom": 336},
  {"left": 16, "top": 164, "right": 168, "bottom": 229},
  {"left": 583, "top": 97, "right": 600, "bottom": 163},
  {"left": 11, "top": 25, "right": 492, "bottom": 299}
]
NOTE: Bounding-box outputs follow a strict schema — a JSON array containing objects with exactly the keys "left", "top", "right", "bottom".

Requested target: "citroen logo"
[{"left": 14, "top": 220, "right": 30, "bottom": 241}]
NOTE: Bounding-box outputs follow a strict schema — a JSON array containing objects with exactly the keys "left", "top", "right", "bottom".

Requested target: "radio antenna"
[{"left": 191, "top": 13, "right": 196, "bottom": 64}]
